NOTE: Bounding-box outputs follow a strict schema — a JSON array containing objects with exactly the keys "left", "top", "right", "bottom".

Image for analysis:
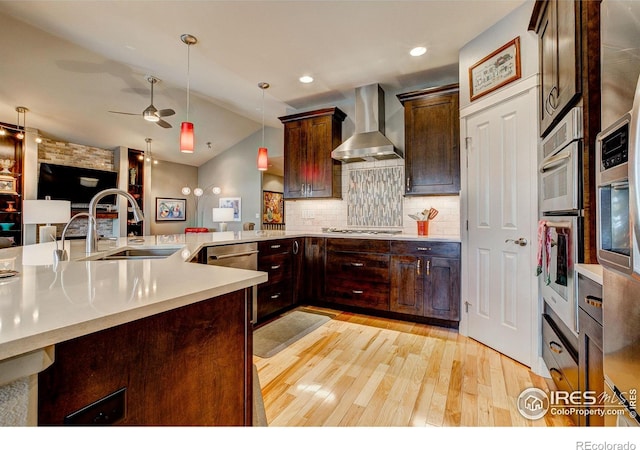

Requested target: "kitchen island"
[{"left": 0, "top": 233, "right": 271, "bottom": 426}]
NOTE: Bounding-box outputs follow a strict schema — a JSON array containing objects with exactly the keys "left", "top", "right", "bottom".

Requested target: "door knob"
[{"left": 505, "top": 238, "right": 528, "bottom": 247}]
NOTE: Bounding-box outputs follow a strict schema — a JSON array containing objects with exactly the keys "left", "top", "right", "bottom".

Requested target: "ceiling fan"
[{"left": 109, "top": 76, "right": 175, "bottom": 128}]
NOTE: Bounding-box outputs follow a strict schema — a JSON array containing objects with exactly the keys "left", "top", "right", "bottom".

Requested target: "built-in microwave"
[
  {"left": 539, "top": 107, "right": 583, "bottom": 213},
  {"left": 596, "top": 113, "right": 633, "bottom": 274}
]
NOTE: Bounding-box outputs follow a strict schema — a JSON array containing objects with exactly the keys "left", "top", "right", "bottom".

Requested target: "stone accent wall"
[{"left": 38, "top": 138, "right": 115, "bottom": 238}]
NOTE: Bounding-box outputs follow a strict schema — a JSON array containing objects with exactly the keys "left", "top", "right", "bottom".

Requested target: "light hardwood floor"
[{"left": 254, "top": 307, "right": 572, "bottom": 427}]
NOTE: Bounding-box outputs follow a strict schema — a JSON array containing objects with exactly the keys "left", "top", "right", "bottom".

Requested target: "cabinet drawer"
[
  {"left": 542, "top": 314, "right": 578, "bottom": 392},
  {"left": 325, "top": 280, "right": 389, "bottom": 311},
  {"left": 390, "top": 241, "right": 460, "bottom": 257},
  {"left": 577, "top": 273, "right": 603, "bottom": 325},
  {"left": 258, "top": 239, "right": 295, "bottom": 257},
  {"left": 326, "top": 252, "right": 390, "bottom": 282},
  {"left": 542, "top": 342, "right": 578, "bottom": 425},
  {"left": 258, "top": 253, "right": 292, "bottom": 286},
  {"left": 326, "top": 238, "right": 390, "bottom": 254},
  {"left": 258, "top": 282, "right": 293, "bottom": 319}
]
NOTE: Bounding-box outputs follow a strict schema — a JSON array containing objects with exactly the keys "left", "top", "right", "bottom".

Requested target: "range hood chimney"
[{"left": 331, "top": 84, "right": 402, "bottom": 162}]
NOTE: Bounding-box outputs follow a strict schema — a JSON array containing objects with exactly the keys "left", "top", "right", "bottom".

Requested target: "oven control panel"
[{"left": 599, "top": 117, "right": 629, "bottom": 171}]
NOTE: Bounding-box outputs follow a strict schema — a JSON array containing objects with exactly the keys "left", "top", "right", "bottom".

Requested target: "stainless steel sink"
[{"left": 95, "top": 247, "right": 180, "bottom": 260}]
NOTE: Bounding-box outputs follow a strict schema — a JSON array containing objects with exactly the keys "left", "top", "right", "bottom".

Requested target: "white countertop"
[
  {"left": 575, "top": 263, "right": 603, "bottom": 285},
  {"left": 0, "top": 230, "right": 459, "bottom": 362}
]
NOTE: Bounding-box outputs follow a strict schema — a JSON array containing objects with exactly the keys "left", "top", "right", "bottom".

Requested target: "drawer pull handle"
[
  {"left": 549, "top": 341, "right": 563, "bottom": 354},
  {"left": 417, "top": 247, "right": 431, "bottom": 251},
  {"left": 270, "top": 293, "right": 281, "bottom": 299},
  {"left": 584, "top": 295, "right": 603, "bottom": 308},
  {"left": 549, "top": 368, "right": 563, "bottom": 381},
  {"left": 352, "top": 290, "right": 364, "bottom": 295},
  {"left": 351, "top": 262, "right": 364, "bottom": 267},
  {"left": 270, "top": 265, "right": 281, "bottom": 270},
  {"left": 270, "top": 244, "right": 281, "bottom": 249},
  {"left": 417, "top": 258, "right": 421, "bottom": 276}
]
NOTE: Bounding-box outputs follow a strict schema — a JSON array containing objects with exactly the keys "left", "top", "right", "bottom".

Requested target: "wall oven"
[
  {"left": 539, "top": 107, "right": 582, "bottom": 214},
  {"left": 540, "top": 216, "right": 583, "bottom": 335}
]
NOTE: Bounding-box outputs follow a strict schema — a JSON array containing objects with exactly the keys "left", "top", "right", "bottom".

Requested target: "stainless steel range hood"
[{"left": 331, "top": 84, "right": 402, "bottom": 162}]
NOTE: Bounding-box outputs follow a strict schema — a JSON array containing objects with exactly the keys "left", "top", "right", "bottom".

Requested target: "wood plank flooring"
[{"left": 254, "top": 307, "right": 573, "bottom": 427}]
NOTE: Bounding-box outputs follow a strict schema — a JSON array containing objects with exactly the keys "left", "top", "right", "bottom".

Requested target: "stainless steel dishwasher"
[{"left": 206, "top": 242, "right": 260, "bottom": 323}]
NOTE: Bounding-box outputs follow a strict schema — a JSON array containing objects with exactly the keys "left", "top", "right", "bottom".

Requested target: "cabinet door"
[
  {"left": 404, "top": 91, "right": 460, "bottom": 195},
  {"left": 283, "top": 120, "right": 306, "bottom": 199},
  {"left": 578, "top": 308, "right": 604, "bottom": 426},
  {"left": 555, "top": 0, "right": 580, "bottom": 115},
  {"left": 538, "top": 0, "right": 557, "bottom": 134},
  {"left": 390, "top": 255, "right": 423, "bottom": 316},
  {"left": 306, "top": 116, "right": 334, "bottom": 198},
  {"left": 424, "top": 256, "right": 460, "bottom": 321}
]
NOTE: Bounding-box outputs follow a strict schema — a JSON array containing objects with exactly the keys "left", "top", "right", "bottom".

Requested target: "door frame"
[{"left": 458, "top": 74, "right": 548, "bottom": 375}]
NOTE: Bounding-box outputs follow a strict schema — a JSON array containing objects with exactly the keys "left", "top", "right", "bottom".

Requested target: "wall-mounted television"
[{"left": 37, "top": 163, "right": 119, "bottom": 207}]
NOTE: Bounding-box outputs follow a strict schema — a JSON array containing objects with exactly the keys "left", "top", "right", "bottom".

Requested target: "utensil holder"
[{"left": 417, "top": 221, "right": 429, "bottom": 236}]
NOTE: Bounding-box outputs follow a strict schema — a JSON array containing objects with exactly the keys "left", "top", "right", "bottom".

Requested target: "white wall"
[
  {"left": 197, "top": 126, "right": 283, "bottom": 231},
  {"left": 458, "top": 0, "right": 538, "bottom": 111}
]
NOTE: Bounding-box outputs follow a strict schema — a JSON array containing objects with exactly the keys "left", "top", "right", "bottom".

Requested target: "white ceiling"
[{"left": 0, "top": 0, "right": 524, "bottom": 167}]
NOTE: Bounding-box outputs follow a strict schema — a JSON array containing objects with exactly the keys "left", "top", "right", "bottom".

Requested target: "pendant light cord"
[
  {"left": 186, "top": 43, "right": 191, "bottom": 122},
  {"left": 262, "top": 86, "right": 265, "bottom": 146}
]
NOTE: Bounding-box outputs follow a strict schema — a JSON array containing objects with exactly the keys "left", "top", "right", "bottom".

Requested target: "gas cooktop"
[{"left": 322, "top": 227, "right": 403, "bottom": 235}]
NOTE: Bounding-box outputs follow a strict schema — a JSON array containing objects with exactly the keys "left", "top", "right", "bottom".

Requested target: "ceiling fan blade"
[
  {"left": 156, "top": 119, "right": 172, "bottom": 129},
  {"left": 156, "top": 109, "right": 175, "bottom": 117},
  {"left": 109, "top": 111, "right": 140, "bottom": 116}
]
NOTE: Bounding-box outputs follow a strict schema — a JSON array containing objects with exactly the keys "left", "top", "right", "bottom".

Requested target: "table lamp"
[
  {"left": 212, "top": 207, "right": 234, "bottom": 232},
  {"left": 23, "top": 198, "right": 71, "bottom": 243}
]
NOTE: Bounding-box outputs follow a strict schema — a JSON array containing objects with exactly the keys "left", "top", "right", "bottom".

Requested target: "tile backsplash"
[{"left": 285, "top": 159, "right": 460, "bottom": 237}]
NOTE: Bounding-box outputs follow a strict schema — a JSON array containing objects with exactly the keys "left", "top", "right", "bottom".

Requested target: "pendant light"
[
  {"left": 15, "top": 106, "right": 27, "bottom": 140},
  {"left": 180, "top": 34, "right": 197, "bottom": 153},
  {"left": 257, "top": 82, "right": 270, "bottom": 171},
  {"left": 145, "top": 137, "right": 158, "bottom": 164}
]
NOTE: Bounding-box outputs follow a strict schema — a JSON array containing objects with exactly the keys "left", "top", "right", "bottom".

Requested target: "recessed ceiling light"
[
  {"left": 299, "top": 75, "right": 314, "bottom": 84},
  {"left": 410, "top": 46, "right": 427, "bottom": 57}
]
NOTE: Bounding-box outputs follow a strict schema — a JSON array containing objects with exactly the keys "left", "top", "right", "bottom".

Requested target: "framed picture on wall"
[
  {"left": 469, "top": 37, "right": 521, "bottom": 101},
  {"left": 262, "top": 191, "right": 284, "bottom": 225},
  {"left": 219, "top": 197, "right": 241, "bottom": 221},
  {"left": 155, "top": 197, "right": 186, "bottom": 221}
]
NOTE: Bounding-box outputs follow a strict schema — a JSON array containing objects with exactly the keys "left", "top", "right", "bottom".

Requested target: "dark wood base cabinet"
[
  {"left": 317, "top": 238, "right": 460, "bottom": 328},
  {"left": 38, "top": 289, "right": 253, "bottom": 426}
]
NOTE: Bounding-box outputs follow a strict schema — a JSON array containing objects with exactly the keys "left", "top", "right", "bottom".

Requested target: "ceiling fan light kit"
[
  {"left": 109, "top": 76, "right": 175, "bottom": 128},
  {"left": 180, "top": 33, "right": 198, "bottom": 154}
]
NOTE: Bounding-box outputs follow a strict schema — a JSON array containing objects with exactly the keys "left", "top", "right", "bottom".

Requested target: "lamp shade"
[
  {"left": 180, "top": 122, "right": 194, "bottom": 153},
  {"left": 212, "top": 207, "right": 234, "bottom": 222},
  {"left": 257, "top": 147, "right": 268, "bottom": 171},
  {"left": 23, "top": 200, "right": 71, "bottom": 224}
]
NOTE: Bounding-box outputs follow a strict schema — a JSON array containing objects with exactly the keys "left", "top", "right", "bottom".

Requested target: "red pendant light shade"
[
  {"left": 257, "top": 147, "right": 268, "bottom": 171},
  {"left": 180, "top": 122, "right": 194, "bottom": 153}
]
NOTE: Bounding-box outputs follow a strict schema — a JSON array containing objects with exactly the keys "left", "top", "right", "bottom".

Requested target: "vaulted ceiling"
[{"left": 0, "top": 0, "right": 525, "bottom": 166}]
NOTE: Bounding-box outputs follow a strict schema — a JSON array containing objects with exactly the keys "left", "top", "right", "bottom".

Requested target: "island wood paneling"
[{"left": 38, "top": 289, "right": 252, "bottom": 426}]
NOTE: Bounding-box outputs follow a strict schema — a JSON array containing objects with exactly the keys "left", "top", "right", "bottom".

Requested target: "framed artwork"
[
  {"left": 263, "top": 191, "right": 284, "bottom": 225},
  {"left": 469, "top": 37, "right": 521, "bottom": 101},
  {"left": 0, "top": 175, "right": 17, "bottom": 195},
  {"left": 155, "top": 197, "right": 186, "bottom": 222},
  {"left": 219, "top": 197, "right": 241, "bottom": 221}
]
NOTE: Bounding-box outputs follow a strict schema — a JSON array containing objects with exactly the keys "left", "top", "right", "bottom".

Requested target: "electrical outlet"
[
  {"left": 255, "top": 213, "right": 260, "bottom": 219},
  {"left": 302, "top": 210, "right": 315, "bottom": 219}
]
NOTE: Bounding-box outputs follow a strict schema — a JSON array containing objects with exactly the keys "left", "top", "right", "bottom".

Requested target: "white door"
[{"left": 463, "top": 88, "right": 538, "bottom": 367}]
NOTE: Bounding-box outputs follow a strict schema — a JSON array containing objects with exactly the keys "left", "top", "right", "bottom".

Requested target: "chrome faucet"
[
  {"left": 53, "top": 212, "right": 97, "bottom": 262},
  {"left": 87, "top": 188, "right": 144, "bottom": 254}
]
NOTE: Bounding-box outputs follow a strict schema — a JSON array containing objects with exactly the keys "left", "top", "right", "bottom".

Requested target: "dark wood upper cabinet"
[
  {"left": 530, "top": 0, "right": 582, "bottom": 137},
  {"left": 279, "top": 107, "right": 346, "bottom": 200},
  {"left": 397, "top": 84, "right": 460, "bottom": 196}
]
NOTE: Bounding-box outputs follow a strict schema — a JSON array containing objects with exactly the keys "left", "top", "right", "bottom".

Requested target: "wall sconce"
[
  {"left": 212, "top": 207, "right": 234, "bottom": 232},
  {"left": 23, "top": 198, "right": 71, "bottom": 243}
]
